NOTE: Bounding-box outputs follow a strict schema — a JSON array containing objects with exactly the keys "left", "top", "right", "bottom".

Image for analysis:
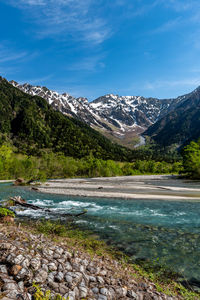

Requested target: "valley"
[
  {"left": 11, "top": 80, "right": 200, "bottom": 149},
  {"left": 0, "top": 76, "right": 200, "bottom": 299},
  {"left": 1, "top": 1, "right": 200, "bottom": 299}
]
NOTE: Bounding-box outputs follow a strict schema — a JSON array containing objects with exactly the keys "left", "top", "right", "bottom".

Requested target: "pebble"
[
  {"left": 127, "top": 290, "right": 138, "bottom": 299},
  {"left": 0, "top": 265, "right": 8, "bottom": 274},
  {"left": 2, "top": 282, "right": 18, "bottom": 291},
  {"left": 97, "top": 276, "right": 104, "bottom": 284},
  {"left": 55, "top": 271, "right": 64, "bottom": 282},
  {"left": 10, "top": 264, "right": 22, "bottom": 275},
  {"left": 0, "top": 223, "right": 179, "bottom": 300},
  {"left": 30, "top": 258, "right": 41, "bottom": 270},
  {"left": 79, "top": 286, "right": 88, "bottom": 298},
  {"left": 98, "top": 294, "right": 108, "bottom": 300},
  {"left": 92, "top": 287, "right": 99, "bottom": 294},
  {"left": 48, "top": 262, "right": 57, "bottom": 271},
  {"left": 34, "top": 269, "right": 48, "bottom": 283},
  {"left": 100, "top": 287, "right": 109, "bottom": 295}
]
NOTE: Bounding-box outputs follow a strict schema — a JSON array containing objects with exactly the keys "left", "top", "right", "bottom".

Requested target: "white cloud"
[
  {"left": 68, "top": 55, "right": 105, "bottom": 72},
  {"left": 20, "top": 0, "right": 45, "bottom": 5},
  {"left": 144, "top": 78, "right": 200, "bottom": 90},
  {"left": 5, "top": 0, "right": 110, "bottom": 45}
]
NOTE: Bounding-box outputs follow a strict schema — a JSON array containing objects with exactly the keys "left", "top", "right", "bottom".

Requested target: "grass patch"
[{"left": 36, "top": 219, "right": 112, "bottom": 256}]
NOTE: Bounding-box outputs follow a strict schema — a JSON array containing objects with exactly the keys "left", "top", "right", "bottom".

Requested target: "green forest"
[
  {"left": 0, "top": 77, "right": 199, "bottom": 180},
  {"left": 0, "top": 144, "right": 182, "bottom": 180},
  {"left": 0, "top": 77, "right": 131, "bottom": 161},
  {"left": 182, "top": 139, "right": 200, "bottom": 179}
]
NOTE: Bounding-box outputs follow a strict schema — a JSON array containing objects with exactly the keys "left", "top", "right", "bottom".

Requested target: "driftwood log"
[{"left": 10, "top": 196, "right": 87, "bottom": 217}]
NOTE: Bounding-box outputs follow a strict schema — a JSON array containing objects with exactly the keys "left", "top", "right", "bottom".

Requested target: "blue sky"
[{"left": 0, "top": 0, "right": 200, "bottom": 100}]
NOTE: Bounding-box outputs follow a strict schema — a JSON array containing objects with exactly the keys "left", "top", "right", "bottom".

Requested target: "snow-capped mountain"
[
  {"left": 10, "top": 81, "right": 104, "bottom": 128},
  {"left": 10, "top": 80, "right": 190, "bottom": 148}
]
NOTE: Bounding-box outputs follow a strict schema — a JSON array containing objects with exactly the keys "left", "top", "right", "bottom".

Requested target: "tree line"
[{"left": 0, "top": 144, "right": 183, "bottom": 181}]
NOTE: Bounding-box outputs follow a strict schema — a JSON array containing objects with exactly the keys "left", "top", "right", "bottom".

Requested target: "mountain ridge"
[
  {"left": 0, "top": 76, "right": 132, "bottom": 160},
  {"left": 10, "top": 79, "right": 197, "bottom": 149},
  {"left": 145, "top": 86, "right": 200, "bottom": 147}
]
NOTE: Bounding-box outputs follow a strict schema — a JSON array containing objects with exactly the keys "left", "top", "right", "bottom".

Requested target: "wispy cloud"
[
  {"left": 17, "top": 74, "right": 53, "bottom": 85},
  {"left": 0, "top": 43, "right": 38, "bottom": 77},
  {"left": 0, "top": 44, "right": 28, "bottom": 63},
  {"left": 150, "top": 18, "right": 181, "bottom": 34},
  {"left": 121, "top": 0, "right": 161, "bottom": 18},
  {"left": 68, "top": 55, "right": 105, "bottom": 72},
  {"left": 5, "top": 0, "right": 111, "bottom": 45},
  {"left": 18, "top": 0, "right": 45, "bottom": 5},
  {"left": 144, "top": 78, "right": 200, "bottom": 90},
  {"left": 162, "top": 0, "right": 200, "bottom": 12}
]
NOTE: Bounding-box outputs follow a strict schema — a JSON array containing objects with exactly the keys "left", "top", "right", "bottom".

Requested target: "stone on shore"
[{"left": 0, "top": 223, "right": 179, "bottom": 300}]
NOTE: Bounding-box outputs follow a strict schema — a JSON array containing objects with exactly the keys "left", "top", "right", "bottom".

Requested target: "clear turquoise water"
[{"left": 1, "top": 181, "right": 200, "bottom": 282}]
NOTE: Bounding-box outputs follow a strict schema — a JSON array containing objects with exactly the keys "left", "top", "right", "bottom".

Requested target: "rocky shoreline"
[{"left": 0, "top": 222, "right": 179, "bottom": 300}]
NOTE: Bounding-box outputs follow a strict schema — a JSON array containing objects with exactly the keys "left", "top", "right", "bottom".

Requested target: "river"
[{"left": 1, "top": 177, "right": 200, "bottom": 285}]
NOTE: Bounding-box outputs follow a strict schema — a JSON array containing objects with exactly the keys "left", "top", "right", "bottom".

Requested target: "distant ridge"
[
  {"left": 145, "top": 86, "right": 200, "bottom": 147},
  {"left": 10, "top": 80, "right": 195, "bottom": 149}
]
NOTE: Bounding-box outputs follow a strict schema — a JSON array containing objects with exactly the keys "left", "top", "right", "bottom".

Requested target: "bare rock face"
[{"left": 0, "top": 223, "right": 179, "bottom": 300}]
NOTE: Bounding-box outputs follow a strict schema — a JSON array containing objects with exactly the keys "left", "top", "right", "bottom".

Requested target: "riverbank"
[
  {"left": 0, "top": 180, "right": 14, "bottom": 183},
  {"left": 37, "top": 175, "right": 200, "bottom": 201},
  {"left": 0, "top": 220, "right": 198, "bottom": 300}
]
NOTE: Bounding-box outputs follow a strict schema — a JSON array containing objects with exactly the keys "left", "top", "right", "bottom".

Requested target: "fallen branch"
[
  {"left": 10, "top": 196, "right": 47, "bottom": 211},
  {"left": 9, "top": 196, "right": 87, "bottom": 217}
]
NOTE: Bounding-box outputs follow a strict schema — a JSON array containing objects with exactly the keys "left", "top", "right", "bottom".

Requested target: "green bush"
[
  {"left": 36, "top": 220, "right": 68, "bottom": 237},
  {"left": 33, "top": 283, "right": 65, "bottom": 300},
  {"left": 0, "top": 207, "right": 15, "bottom": 217},
  {"left": 182, "top": 140, "right": 200, "bottom": 179}
]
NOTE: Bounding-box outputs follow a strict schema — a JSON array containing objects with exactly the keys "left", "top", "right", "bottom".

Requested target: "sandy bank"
[
  {"left": 37, "top": 175, "right": 200, "bottom": 201},
  {"left": 0, "top": 180, "right": 14, "bottom": 183}
]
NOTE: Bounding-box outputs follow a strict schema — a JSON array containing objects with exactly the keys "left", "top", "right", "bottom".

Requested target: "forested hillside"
[
  {"left": 0, "top": 77, "right": 131, "bottom": 161},
  {"left": 145, "top": 87, "right": 200, "bottom": 147}
]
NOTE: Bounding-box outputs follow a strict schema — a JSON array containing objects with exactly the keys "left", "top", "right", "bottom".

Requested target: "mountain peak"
[
  {"left": 193, "top": 85, "right": 200, "bottom": 93},
  {"left": 9, "top": 78, "right": 200, "bottom": 149}
]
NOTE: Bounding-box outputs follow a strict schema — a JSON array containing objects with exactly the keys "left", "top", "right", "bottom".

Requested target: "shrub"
[{"left": 0, "top": 207, "right": 15, "bottom": 218}]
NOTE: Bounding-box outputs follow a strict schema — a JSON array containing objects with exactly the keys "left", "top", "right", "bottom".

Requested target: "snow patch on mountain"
[{"left": 10, "top": 80, "right": 190, "bottom": 148}]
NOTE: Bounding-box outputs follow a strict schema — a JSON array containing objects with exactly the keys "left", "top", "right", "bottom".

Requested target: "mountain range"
[
  {"left": 0, "top": 76, "right": 131, "bottom": 160},
  {"left": 10, "top": 80, "right": 200, "bottom": 149}
]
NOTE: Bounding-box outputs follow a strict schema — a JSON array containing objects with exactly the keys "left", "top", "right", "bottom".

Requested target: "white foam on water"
[
  {"left": 76, "top": 220, "right": 88, "bottom": 224},
  {"left": 109, "top": 225, "right": 119, "bottom": 230},
  {"left": 109, "top": 206, "right": 118, "bottom": 211},
  {"left": 148, "top": 209, "right": 167, "bottom": 217},
  {"left": 116, "top": 208, "right": 169, "bottom": 218},
  {"left": 28, "top": 199, "right": 53, "bottom": 206},
  {"left": 173, "top": 211, "right": 186, "bottom": 216},
  {"left": 152, "top": 236, "right": 159, "bottom": 243},
  {"left": 56, "top": 200, "right": 102, "bottom": 210},
  {"left": 118, "top": 210, "right": 147, "bottom": 217},
  {"left": 16, "top": 209, "right": 46, "bottom": 218}
]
